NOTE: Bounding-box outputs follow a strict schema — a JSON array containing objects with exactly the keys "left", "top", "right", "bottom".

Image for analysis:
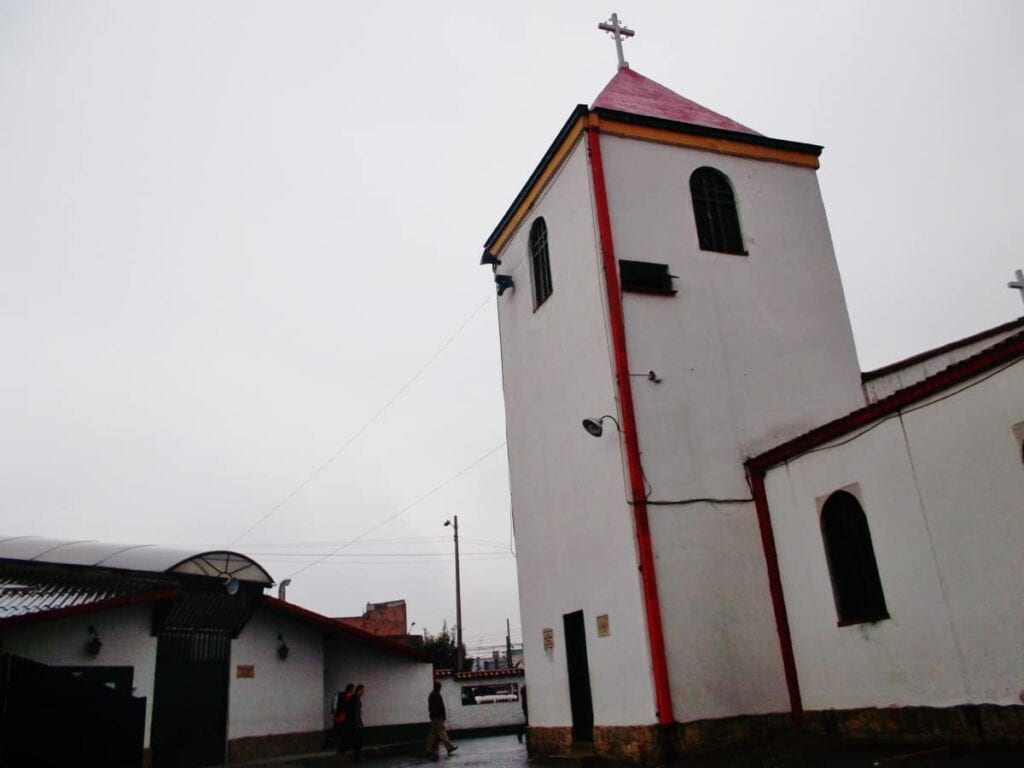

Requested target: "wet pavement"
[{"left": 231, "top": 734, "right": 1021, "bottom": 768}]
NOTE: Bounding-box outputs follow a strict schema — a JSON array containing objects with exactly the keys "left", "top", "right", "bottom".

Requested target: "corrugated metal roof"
[
  {"left": 0, "top": 567, "right": 174, "bottom": 621},
  {"left": 0, "top": 536, "right": 273, "bottom": 585}
]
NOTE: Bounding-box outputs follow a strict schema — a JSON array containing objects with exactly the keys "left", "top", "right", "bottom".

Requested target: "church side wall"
[
  {"left": 763, "top": 360, "right": 1024, "bottom": 709},
  {"left": 0, "top": 605, "right": 158, "bottom": 747},
  {"left": 228, "top": 608, "right": 325, "bottom": 740},
  {"left": 496, "top": 138, "right": 658, "bottom": 731},
  {"left": 597, "top": 134, "right": 866, "bottom": 722}
]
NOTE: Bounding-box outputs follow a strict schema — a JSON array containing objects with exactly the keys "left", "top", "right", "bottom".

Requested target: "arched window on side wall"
[
  {"left": 529, "top": 217, "right": 553, "bottom": 309},
  {"left": 689, "top": 167, "right": 745, "bottom": 255},
  {"left": 820, "top": 490, "right": 889, "bottom": 625}
]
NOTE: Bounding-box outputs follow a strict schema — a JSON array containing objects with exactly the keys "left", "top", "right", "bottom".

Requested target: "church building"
[{"left": 482, "top": 18, "right": 1024, "bottom": 762}]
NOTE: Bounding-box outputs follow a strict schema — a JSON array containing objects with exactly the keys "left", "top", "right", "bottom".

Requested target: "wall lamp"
[
  {"left": 495, "top": 274, "right": 514, "bottom": 296},
  {"left": 223, "top": 575, "right": 240, "bottom": 595},
  {"left": 480, "top": 251, "right": 501, "bottom": 267},
  {"left": 86, "top": 625, "right": 103, "bottom": 658},
  {"left": 581, "top": 415, "right": 621, "bottom": 438},
  {"left": 277, "top": 634, "right": 290, "bottom": 661}
]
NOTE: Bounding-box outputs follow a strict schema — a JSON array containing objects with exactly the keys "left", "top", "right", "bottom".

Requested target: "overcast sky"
[{"left": 2, "top": 1, "right": 1021, "bottom": 655}]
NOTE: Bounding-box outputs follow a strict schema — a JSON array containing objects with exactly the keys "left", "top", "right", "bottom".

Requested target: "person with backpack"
[{"left": 332, "top": 683, "right": 354, "bottom": 752}]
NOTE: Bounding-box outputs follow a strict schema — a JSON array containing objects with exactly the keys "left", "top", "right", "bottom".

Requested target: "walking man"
[{"left": 424, "top": 681, "right": 458, "bottom": 759}]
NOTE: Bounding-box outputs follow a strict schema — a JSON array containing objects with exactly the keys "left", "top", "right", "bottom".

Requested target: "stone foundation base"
[
  {"left": 525, "top": 725, "right": 572, "bottom": 756},
  {"left": 526, "top": 705, "right": 1024, "bottom": 764},
  {"left": 800, "top": 704, "right": 1024, "bottom": 746}
]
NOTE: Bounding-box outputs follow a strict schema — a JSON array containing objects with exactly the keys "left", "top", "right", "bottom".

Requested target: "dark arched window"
[
  {"left": 690, "top": 167, "right": 745, "bottom": 255},
  {"left": 820, "top": 490, "right": 889, "bottom": 625},
  {"left": 529, "top": 217, "right": 553, "bottom": 308}
]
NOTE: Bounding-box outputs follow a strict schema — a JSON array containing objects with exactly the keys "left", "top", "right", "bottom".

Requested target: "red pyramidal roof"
[{"left": 592, "top": 68, "right": 758, "bottom": 135}]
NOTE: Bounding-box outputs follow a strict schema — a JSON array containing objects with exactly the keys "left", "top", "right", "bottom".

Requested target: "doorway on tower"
[{"left": 563, "top": 610, "right": 594, "bottom": 744}]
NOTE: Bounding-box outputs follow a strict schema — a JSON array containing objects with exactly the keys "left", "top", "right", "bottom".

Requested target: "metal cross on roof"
[
  {"left": 1008, "top": 268, "right": 1024, "bottom": 309},
  {"left": 598, "top": 13, "right": 635, "bottom": 70}
]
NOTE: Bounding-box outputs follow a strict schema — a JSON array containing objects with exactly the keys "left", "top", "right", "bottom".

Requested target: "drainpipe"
[
  {"left": 747, "top": 468, "right": 803, "bottom": 723},
  {"left": 586, "top": 115, "right": 675, "bottom": 726}
]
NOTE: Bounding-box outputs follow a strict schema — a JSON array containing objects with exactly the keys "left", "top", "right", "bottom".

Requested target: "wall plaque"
[
  {"left": 236, "top": 665, "right": 255, "bottom": 678},
  {"left": 542, "top": 627, "right": 554, "bottom": 651},
  {"left": 596, "top": 614, "right": 610, "bottom": 637}
]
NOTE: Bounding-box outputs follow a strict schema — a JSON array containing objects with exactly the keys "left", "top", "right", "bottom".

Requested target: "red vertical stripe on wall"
[
  {"left": 748, "top": 469, "right": 804, "bottom": 722},
  {"left": 586, "top": 121, "right": 675, "bottom": 726}
]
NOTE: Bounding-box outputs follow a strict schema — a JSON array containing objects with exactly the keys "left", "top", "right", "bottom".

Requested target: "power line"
[
  {"left": 228, "top": 291, "right": 495, "bottom": 547},
  {"left": 284, "top": 440, "right": 507, "bottom": 580}
]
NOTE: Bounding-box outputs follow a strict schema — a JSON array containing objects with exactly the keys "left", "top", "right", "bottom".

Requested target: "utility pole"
[
  {"left": 445, "top": 516, "right": 463, "bottom": 671},
  {"left": 506, "top": 618, "right": 513, "bottom": 669}
]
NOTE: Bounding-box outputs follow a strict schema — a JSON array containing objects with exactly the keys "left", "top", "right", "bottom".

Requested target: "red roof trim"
[
  {"left": 260, "top": 596, "right": 433, "bottom": 662},
  {"left": 434, "top": 668, "right": 524, "bottom": 680},
  {"left": 748, "top": 331, "right": 1024, "bottom": 471},
  {"left": 0, "top": 588, "right": 181, "bottom": 629},
  {"left": 862, "top": 317, "right": 1024, "bottom": 382}
]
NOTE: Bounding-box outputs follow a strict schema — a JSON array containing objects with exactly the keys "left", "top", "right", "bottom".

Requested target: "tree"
[{"left": 422, "top": 621, "right": 468, "bottom": 671}]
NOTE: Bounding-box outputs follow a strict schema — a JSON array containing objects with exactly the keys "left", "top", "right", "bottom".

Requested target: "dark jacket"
[
  {"left": 428, "top": 690, "right": 446, "bottom": 720},
  {"left": 344, "top": 693, "right": 363, "bottom": 728}
]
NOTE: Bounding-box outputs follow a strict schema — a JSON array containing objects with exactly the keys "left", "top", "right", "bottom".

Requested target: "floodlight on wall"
[
  {"left": 581, "top": 415, "right": 621, "bottom": 438},
  {"left": 495, "top": 274, "right": 515, "bottom": 296},
  {"left": 480, "top": 251, "right": 501, "bottom": 267},
  {"left": 223, "top": 575, "right": 240, "bottom": 595},
  {"left": 86, "top": 625, "right": 103, "bottom": 658},
  {"left": 277, "top": 634, "right": 290, "bottom": 661}
]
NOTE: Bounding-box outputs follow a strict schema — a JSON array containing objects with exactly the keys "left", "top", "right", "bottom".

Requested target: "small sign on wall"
[
  {"left": 596, "top": 614, "right": 610, "bottom": 637},
  {"left": 542, "top": 627, "right": 554, "bottom": 651},
  {"left": 236, "top": 665, "right": 255, "bottom": 679}
]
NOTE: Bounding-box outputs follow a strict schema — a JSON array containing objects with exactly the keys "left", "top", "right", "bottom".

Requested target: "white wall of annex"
[
  {"left": 496, "top": 138, "right": 657, "bottom": 729},
  {"left": 896, "top": 360, "right": 1024, "bottom": 703},
  {"left": 228, "top": 608, "right": 324, "bottom": 739},
  {"left": 0, "top": 605, "right": 158, "bottom": 746},
  {"left": 324, "top": 637, "right": 433, "bottom": 728},
  {"left": 863, "top": 326, "right": 1021, "bottom": 402},
  {"left": 764, "top": 360, "right": 1024, "bottom": 708},
  {"left": 596, "top": 134, "right": 866, "bottom": 721}
]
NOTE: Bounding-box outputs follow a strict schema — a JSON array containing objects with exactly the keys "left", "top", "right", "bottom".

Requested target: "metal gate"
[
  {"left": 0, "top": 653, "right": 145, "bottom": 767},
  {"left": 150, "top": 630, "right": 231, "bottom": 768}
]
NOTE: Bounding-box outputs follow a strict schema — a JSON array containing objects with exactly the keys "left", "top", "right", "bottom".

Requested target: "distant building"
[
  {"left": 338, "top": 599, "right": 408, "bottom": 637},
  {"left": 0, "top": 537, "right": 434, "bottom": 766},
  {"left": 483, "top": 61, "right": 1024, "bottom": 762}
]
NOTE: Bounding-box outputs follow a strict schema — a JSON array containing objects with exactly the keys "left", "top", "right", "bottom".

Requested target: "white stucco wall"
[
  {"left": 438, "top": 674, "right": 526, "bottom": 731},
  {"left": 764, "top": 359, "right": 1024, "bottom": 709},
  {"left": 323, "top": 635, "right": 433, "bottom": 729},
  {"left": 495, "top": 137, "right": 658, "bottom": 730},
  {"left": 0, "top": 605, "right": 158, "bottom": 745},
  {"left": 229, "top": 607, "right": 325, "bottom": 739},
  {"left": 595, "top": 133, "right": 866, "bottom": 722}
]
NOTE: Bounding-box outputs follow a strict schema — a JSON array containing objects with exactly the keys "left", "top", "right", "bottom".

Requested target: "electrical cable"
[
  {"left": 784, "top": 357, "right": 1022, "bottom": 462},
  {"left": 284, "top": 440, "right": 507, "bottom": 579},
  {"left": 228, "top": 291, "right": 495, "bottom": 547}
]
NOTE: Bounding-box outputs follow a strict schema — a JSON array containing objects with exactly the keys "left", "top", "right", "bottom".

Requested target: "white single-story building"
[{"left": 0, "top": 536, "right": 435, "bottom": 767}]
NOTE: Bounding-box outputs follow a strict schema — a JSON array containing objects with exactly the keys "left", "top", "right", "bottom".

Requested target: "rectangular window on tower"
[{"left": 619, "top": 260, "right": 676, "bottom": 295}]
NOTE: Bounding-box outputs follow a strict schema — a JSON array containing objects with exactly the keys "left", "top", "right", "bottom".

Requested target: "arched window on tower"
[
  {"left": 820, "top": 490, "right": 889, "bottom": 625},
  {"left": 689, "top": 167, "right": 746, "bottom": 255},
  {"left": 529, "top": 217, "right": 553, "bottom": 309}
]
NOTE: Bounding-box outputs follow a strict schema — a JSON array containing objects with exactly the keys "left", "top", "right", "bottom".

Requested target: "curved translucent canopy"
[{"left": 0, "top": 536, "right": 273, "bottom": 585}]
